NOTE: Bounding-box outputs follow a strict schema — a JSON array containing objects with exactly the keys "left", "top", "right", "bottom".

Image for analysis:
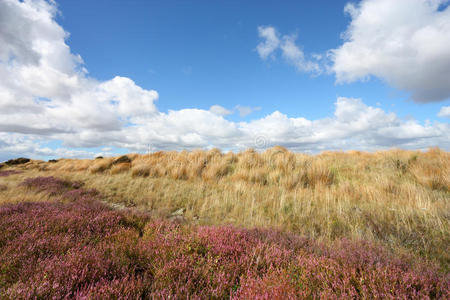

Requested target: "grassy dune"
[
  {"left": 0, "top": 147, "right": 449, "bottom": 297},
  {"left": 3, "top": 147, "right": 448, "bottom": 270}
]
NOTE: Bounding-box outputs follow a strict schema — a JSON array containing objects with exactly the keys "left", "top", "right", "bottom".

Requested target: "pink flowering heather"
[
  {"left": 20, "top": 176, "right": 84, "bottom": 196},
  {"left": 0, "top": 176, "right": 448, "bottom": 299},
  {"left": 0, "top": 170, "right": 22, "bottom": 177}
]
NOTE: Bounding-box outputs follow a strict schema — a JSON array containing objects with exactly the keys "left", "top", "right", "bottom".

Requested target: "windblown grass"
[
  {"left": 0, "top": 176, "right": 448, "bottom": 299},
  {"left": 2, "top": 147, "right": 449, "bottom": 272}
]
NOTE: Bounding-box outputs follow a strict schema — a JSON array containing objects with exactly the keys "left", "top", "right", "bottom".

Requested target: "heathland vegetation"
[{"left": 0, "top": 147, "right": 448, "bottom": 298}]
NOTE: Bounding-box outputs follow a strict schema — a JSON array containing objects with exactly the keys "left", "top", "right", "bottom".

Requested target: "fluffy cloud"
[
  {"left": 256, "top": 26, "right": 320, "bottom": 73},
  {"left": 0, "top": 0, "right": 448, "bottom": 160},
  {"left": 438, "top": 106, "right": 450, "bottom": 118},
  {"left": 279, "top": 35, "right": 321, "bottom": 73},
  {"left": 0, "top": 0, "right": 158, "bottom": 135},
  {"left": 331, "top": 0, "right": 450, "bottom": 102},
  {"left": 240, "top": 97, "right": 449, "bottom": 151},
  {"left": 256, "top": 26, "right": 280, "bottom": 60},
  {"left": 4, "top": 95, "right": 448, "bottom": 158}
]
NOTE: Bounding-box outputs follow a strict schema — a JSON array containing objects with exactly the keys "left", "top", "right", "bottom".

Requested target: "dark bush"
[
  {"left": 5, "top": 158, "right": 30, "bottom": 165},
  {"left": 113, "top": 155, "right": 132, "bottom": 165}
]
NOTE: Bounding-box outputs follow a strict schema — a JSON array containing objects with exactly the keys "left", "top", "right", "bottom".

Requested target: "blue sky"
[
  {"left": 0, "top": 0, "right": 449, "bottom": 160},
  {"left": 56, "top": 0, "right": 438, "bottom": 121}
]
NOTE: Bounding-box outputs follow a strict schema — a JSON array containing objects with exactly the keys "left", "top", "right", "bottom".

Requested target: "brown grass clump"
[
  {"left": 131, "top": 163, "right": 151, "bottom": 177},
  {"left": 57, "top": 159, "right": 91, "bottom": 172},
  {"left": 110, "top": 162, "right": 131, "bottom": 174},
  {"left": 89, "top": 157, "right": 115, "bottom": 174},
  {"left": 408, "top": 148, "right": 449, "bottom": 191},
  {"left": 2, "top": 147, "right": 449, "bottom": 271}
]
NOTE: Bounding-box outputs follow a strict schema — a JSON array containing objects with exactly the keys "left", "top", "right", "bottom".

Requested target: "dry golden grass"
[
  {"left": 110, "top": 162, "right": 131, "bottom": 174},
  {"left": 0, "top": 171, "right": 54, "bottom": 205},
  {"left": 1, "top": 147, "right": 449, "bottom": 270}
]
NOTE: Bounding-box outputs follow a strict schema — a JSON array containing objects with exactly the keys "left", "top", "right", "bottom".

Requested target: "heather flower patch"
[
  {"left": 20, "top": 176, "right": 84, "bottom": 196},
  {"left": 0, "top": 170, "right": 22, "bottom": 177},
  {"left": 0, "top": 176, "right": 448, "bottom": 299}
]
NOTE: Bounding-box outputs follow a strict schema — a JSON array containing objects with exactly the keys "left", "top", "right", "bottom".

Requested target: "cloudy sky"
[{"left": 0, "top": 0, "right": 449, "bottom": 160}]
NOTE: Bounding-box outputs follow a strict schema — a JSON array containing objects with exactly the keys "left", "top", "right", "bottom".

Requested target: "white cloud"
[
  {"left": 235, "top": 105, "right": 261, "bottom": 117},
  {"left": 438, "top": 106, "right": 450, "bottom": 118},
  {"left": 280, "top": 35, "right": 320, "bottom": 73},
  {"left": 210, "top": 105, "right": 261, "bottom": 118},
  {"left": 256, "top": 26, "right": 280, "bottom": 59},
  {"left": 0, "top": 0, "right": 158, "bottom": 136},
  {"left": 2, "top": 96, "right": 449, "bottom": 159},
  {"left": 239, "top": 97, "right": 449, "bottom": 151},
  {"left": 0, "top": 0, "right": 448, "bottom": 160},
  {"left": 256, "top": 26, "right": 321, "bottom": 73},
  {"left": 331, "top": 0, "right": 450, "bottom": 102},
  {"left": 209, "top": 105, "right": 233, "bottom": 116},
  {"left": 0, "top": 132, "right": 96, "bottom": 161}
]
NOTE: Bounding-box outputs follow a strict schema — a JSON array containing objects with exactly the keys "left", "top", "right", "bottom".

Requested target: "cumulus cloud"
[
  {"left": 0, "top": 0, "right": 158, "bottom": 135},
  {"left": 0, "top": 0, "right": 448, "bottom": 160},
  {"left": 240, "top": 97, "right": 449, "bottom": 151},
  {"left": 438, "top": 106, "right": 450, "bottom": 118},
  {"left": 331, "top": 0, "right": 450, "bottom": 102},
  {"left": 256, "top": 26, "right": 320, "bottom": 73}
]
